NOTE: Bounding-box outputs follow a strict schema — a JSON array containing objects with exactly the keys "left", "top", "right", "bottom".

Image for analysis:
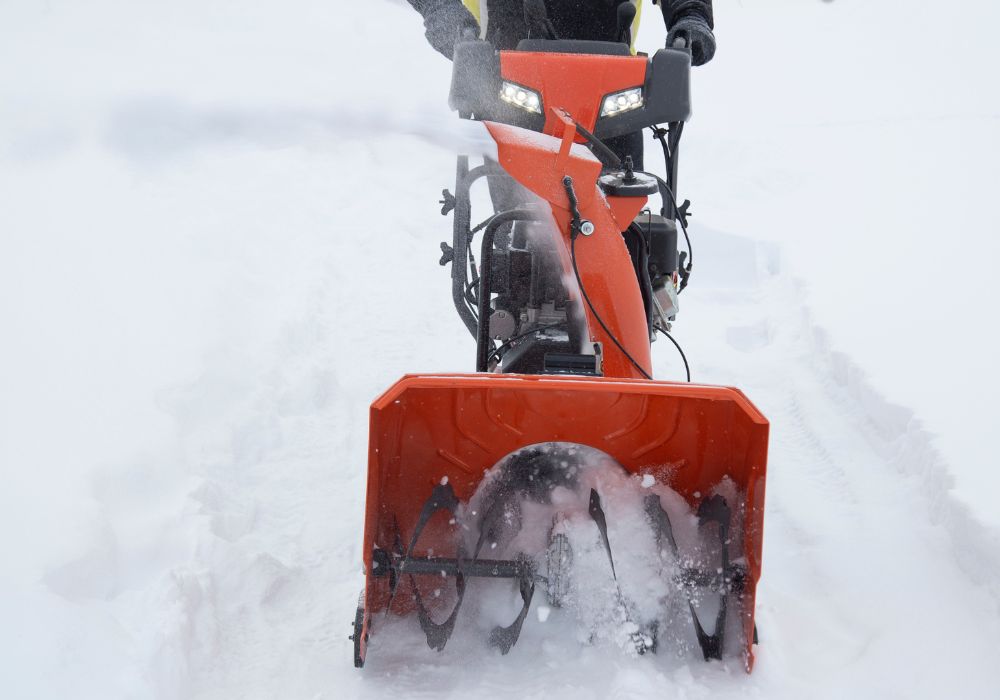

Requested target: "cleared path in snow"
[{"left": 141, "top": 212, "right": 1000, "bottom": 699}]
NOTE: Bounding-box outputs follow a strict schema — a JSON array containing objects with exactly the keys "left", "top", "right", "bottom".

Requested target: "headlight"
[
  {"left": 601, "top": 88, "right": 644, "bottom": 117},
  {"left": 500, "top": 81, "right": 542, "bottom": 114}
]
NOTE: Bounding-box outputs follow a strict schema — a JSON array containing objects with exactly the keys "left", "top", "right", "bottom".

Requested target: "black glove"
[
  {"left": 423, "top": 3, "right": 481, "bottom": 59},
  {"left": 667, "top": 15, "right": 716, "bottom": 66}
]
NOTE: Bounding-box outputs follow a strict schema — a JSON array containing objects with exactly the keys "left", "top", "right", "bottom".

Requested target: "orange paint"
[{"left": 500, "top": 51, "right": 648, "bottom": 134}]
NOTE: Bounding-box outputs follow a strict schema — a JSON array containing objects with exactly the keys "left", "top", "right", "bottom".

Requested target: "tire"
[{"left": 351, "top": 590, "right": 367, "bottom": 668}]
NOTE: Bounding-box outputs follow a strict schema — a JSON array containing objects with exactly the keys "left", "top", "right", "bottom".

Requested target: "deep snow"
[{"left": 1, "top": 0, "right": 998, "bottom": 698}]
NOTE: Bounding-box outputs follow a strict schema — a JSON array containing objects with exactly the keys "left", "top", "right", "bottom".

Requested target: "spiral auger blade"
[
  {"left": 488, "top": 565, "right": 535, "bottom": 654},
  {"left": 645, "top": 492, "right": 740, "bottom": 662},
  {"left": 473, "top": 490, "right": 536, "bottom": 654},
  {"left": 691, "top": 494, "right": 732, "bottom": 661},
  {"left": 589, "top": 489, "right": 658, "bottom": 655},
  {"left": 388, "top": 482, "right": 540, "bottom": 654},
  {"left": 412, "top": 572, "right": 467, "bottom": 652},
  {"left": 400, "top": 483, "right": 467, "bottom": 651}
]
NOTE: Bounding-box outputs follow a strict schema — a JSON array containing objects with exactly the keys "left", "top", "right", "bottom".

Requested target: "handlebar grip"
[{"left": 615, "top": 2, "right": 637, "bottom": 45}]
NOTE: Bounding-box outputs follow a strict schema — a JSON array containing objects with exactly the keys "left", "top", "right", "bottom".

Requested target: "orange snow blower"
[{"left": 352, "top": 5, "right": 768, "bottom": 673}]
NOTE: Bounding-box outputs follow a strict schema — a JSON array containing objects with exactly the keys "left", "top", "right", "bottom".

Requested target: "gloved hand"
[
  {"left": 666, "top": 14, "right": 716, "bottom": 66},
  {"left": 423, "top": 2, "right": 481, "bottom": 59}
]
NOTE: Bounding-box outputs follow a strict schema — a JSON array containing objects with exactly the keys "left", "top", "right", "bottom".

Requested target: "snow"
[
  {"left": 685, "top": 0, "right": 1000, "bottom": 528},
  {"left": 1, "top": 0, "right": 998, "bottom": 698}
]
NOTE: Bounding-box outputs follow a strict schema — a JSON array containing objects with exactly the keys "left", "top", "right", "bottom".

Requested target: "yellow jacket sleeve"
[{"left": 461, "top": 0, "right": 481, "bottom": 23}]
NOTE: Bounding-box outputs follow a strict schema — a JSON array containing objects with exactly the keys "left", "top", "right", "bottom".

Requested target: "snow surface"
[{"left": 1, "top": 0, "right": 999, "bottom": 697}]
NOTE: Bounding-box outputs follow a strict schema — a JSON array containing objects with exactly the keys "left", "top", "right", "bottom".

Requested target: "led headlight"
[
  {"left": 601, "top": 87, "right": 644, "bottom": 117},
  {"left": 500, "top": 81, "right": 542, "bottom": 114}
]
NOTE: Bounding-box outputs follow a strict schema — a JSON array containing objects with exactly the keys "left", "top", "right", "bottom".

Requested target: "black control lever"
[
  {"left": 570, "top": 118, "right": 622, "bottom": 170},
  {"left": 615, "top": 2, "right": 637, "bottom": 45},
  {"left": 524, "top": 0, "right": 558, "bottom": 40}
]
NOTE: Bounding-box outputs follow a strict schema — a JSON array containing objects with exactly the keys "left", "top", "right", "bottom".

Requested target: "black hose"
[
  {"left": 655, "top": 327, "right": 691, "bottom": 383},
  {"left": 486, "top": 323, "right": 564, "bottom": 368}
]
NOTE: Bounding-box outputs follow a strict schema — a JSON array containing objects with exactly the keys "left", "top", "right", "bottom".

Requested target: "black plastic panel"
[
  {"left": 449, "top": 41, "right": 545, "bottom": 131},
  {"left": 594, "top": 49, "right": 691, "bottom": 140},
  {"left": 515, "top": 39, "right": 632, "bottom": 56}
]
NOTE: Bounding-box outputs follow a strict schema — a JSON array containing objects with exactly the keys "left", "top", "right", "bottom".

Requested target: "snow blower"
[{"left": 352, "top": 5, "right": 769, "bottom": 673}]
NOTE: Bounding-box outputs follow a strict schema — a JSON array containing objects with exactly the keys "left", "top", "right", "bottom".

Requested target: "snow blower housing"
[{"left": 356, "top": 376, "right": 768, "bottom": 669}]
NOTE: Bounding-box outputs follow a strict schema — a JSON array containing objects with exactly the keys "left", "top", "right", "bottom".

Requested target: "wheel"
[{"left": 350, "top": 590, "right": 367, "bottom": 668}]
